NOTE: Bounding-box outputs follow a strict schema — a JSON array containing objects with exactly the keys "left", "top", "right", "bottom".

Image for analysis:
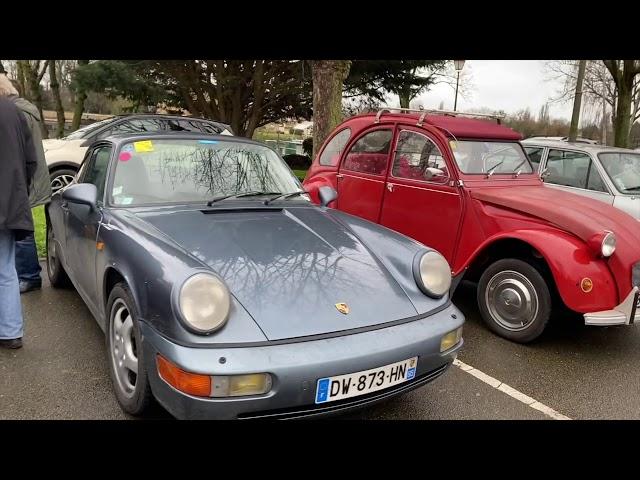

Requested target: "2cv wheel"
[{"left": 477, "top": 258, "right": 552, "bottom": 343}]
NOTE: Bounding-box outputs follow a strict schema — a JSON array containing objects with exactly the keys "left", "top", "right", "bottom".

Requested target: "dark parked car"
[
  {"left": 43, "top": 114, "right": 233, "bottom": 193},
  {"left": 45, "top": 132, "right": 464, "bottom": 419}
]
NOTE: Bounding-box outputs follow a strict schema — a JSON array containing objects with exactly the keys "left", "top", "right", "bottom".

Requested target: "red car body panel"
[{"left": 304, "top": 112, "right": 640, "bottom": 315}]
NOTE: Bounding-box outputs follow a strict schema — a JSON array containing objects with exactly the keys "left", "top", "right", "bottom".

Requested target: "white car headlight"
[
  {"left": 601, "top": 231, "right": 616, "bottom": 257},
  {"left": 178, "top": 273, "right": 230, "bottom": 334},
  {"left": 414, "top": 251, "right": 452, "bottom": 298}
]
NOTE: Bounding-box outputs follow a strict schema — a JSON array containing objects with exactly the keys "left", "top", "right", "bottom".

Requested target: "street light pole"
[{"left": 453, "top": 60, "right": 466, "bottom": 112}]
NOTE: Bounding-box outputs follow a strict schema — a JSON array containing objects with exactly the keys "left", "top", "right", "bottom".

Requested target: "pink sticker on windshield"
[{"left": 119, "top": 152, "right": 132, "bottom": 162}]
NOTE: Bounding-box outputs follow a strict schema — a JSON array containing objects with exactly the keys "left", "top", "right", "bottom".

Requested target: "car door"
[
  {"left": 541, "top": 148, "right": 614, "bottom": 205},
  {"left": 378, "top": 127, "right": 463, "bottom": 263},
  {"left": 336, "top": 127, "right": 394, "bottom": 223},
  {"left": 64, "top": 143, "right": 112, "bottom": 307}
]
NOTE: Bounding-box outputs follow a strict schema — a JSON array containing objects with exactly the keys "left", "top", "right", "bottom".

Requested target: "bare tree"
[{"left": 16, "top": 60, "right": 50, "bottom": 138}]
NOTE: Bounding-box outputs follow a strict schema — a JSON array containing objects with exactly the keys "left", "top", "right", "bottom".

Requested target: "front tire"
[
  {"left": 106, "top": 282, "right": 153, "bottom": 416},
  {"left": 477, "top": 258, "right": 552, "bottom": 343},
  {"left": 46, "top": 222, "right": 70, "bottom": 288}
]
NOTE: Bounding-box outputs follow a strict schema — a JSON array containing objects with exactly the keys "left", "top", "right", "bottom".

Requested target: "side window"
[
  {"left": 546, "top": 149, "right": 604, "bottom": 192},
  {"left": 524, "top": 147, "right": 543, "bottom": 171},
  {"left": 587, "top": 163, "right": 608, "bottom": 193},
  {"left": 81, "top": 145, "right": 112, "bottom": 202},
  {"left": 319, "top": 128, "right": 351, "bottom": 166},
  {"left": 341, "top": 129, "right": 392, "bottom": 176},
  {"left": 392, "top": 130, "right": 448, "bottom": 183}
]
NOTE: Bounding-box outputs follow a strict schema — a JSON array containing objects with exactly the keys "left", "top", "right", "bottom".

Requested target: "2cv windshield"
[
  {"left": 450, "top": 140, "right": 533, "bottom": 175},
  {"left": 110, "top": 139, "right": 301, "bottom": 206}
]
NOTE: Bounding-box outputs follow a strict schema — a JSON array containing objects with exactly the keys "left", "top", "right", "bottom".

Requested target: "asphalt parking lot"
[{"left": 2, "top": 268, "right": 639, "bottom": 420}]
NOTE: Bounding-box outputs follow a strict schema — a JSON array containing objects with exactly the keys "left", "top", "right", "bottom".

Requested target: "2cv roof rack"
[{"left": 374, "top": 107, "right": 506, "bottom": 126}]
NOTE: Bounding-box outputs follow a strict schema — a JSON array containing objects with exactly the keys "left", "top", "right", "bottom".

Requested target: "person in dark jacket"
[
  {"left": 0, "top": 97, "right": 37, "bottom": 349},
  {"left": 0, "top": 73, "right": 52, "bottom": 292}
]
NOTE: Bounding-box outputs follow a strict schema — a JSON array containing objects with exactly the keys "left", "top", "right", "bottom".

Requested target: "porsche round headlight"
[
  {"left": 601, "top": 232, "right": 616, "bottom": 257},
  {"left": 414, "top": 251, "right": 452, "bottom": 298},
  {"left": 178, "top": 273, "right": 230, "bottom": 334}
]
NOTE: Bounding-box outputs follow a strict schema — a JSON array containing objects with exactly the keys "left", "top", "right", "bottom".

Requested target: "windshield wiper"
[
  {"left": 485, "top": 160, "right": 504, "bottom": 178},
  {"left": 206, "top": 191, "right": 280, "bottom": 206},
  {"left": 623, "top": 185, "right": 640, "bottom": 192},
  {"left": 512, "top": 159, "right": 529, "bottom": 177},
  {"left": 263, "top": 190, "right": 308, "bottom": 205}
]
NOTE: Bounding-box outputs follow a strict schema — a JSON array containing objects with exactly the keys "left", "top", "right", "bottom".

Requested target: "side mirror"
[
  {"left": 318, "top": 186, "right": 338, "bottom": 207},
  {"left": 62, "top": 183, "right": 98, "bottom": 211},
  {"left": 424, "top": 167, "right": 445, "bottom": 180}
]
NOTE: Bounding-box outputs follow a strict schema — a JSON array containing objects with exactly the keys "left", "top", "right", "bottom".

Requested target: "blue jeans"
[
  {"left": 15, "top": 231, "right": 42, "bottom": 284},
  {"left": 0, "top": 229, "right": 24, "bottom": 340}
]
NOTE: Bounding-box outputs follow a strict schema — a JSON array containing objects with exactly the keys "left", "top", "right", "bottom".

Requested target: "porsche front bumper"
[{"left": 139, "top": 303, "right": 464, "bottom": 419}]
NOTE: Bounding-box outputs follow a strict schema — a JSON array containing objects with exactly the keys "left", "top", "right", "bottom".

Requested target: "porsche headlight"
[
  {"left": 601, "top": 232, "right": 616, "bottom": 257},
  {"left": 414, "top": 251, "right": 452, "bottom": 298},
  {"left": 178, "top": 273, "right": 230, "bottom": 334}
]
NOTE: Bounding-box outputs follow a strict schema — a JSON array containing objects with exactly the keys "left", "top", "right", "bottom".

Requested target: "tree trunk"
[
  {"left": 71, "top": 59, "right": 90, "bottom": 131},
  {"left": 21, "top": 60, "right": 49, "bottom": 139},
  {"left": 49, "top": 60, "right": 66, "bottom": 138},
  {"left": 614, "top": 81, "right": 632, "bottom": 148},
  {"left": 398, "top": 89, "right": 411, "bottom": 109},
  {"left": 568, "top": 60, "right": 586, "bottom": 142},
  {"left": 310, "top": 60, "right": 351, "bottom": 159}
]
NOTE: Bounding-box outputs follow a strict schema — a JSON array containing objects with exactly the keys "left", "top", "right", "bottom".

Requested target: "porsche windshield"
[
  {"left": 598, "top": 152, "right": 640, "bottom": 193},
  {"left": 450, "top": 140, "right": 533, "bottom": 175},
  {"left": 111, "top": 139, "right": 301, "bottom": 206}
]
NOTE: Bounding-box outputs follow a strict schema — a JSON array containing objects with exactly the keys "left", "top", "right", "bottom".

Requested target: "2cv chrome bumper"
[{"left": 584, "top": 286, "right": 640, "bottom": 326}]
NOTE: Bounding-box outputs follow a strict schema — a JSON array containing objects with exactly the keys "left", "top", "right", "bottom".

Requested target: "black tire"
[
  {"left": 105, "top": 282, "right": 153, "bottom": 416},
  {"left": 477, "top": 258, "right": 552, "bottom": 343},
  {"left": 49, "top": 167, "right": 77, "bottom": 194},
  {"left": 46, "top": 221, "right": 70, "bottom": 288}
]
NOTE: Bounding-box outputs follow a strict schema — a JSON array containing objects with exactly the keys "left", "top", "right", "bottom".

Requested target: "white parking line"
[{"left": 453, "top": 358, "right": 571, "bottom": 420}]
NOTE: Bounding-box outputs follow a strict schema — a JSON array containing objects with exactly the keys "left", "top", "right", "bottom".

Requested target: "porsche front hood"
[{"left": 138, "top": 205, "right": 419, "bottom": 340}]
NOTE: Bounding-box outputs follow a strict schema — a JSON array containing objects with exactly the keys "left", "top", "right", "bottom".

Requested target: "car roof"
[
  {"left": 98, "top": 131, "right": 259, "bottom": 147},
  {"left": 348, "top": 112, "right": 522, "bottom": 140},
  {"left": 522, "top": 138, "right": 639, "bottom": 155}
]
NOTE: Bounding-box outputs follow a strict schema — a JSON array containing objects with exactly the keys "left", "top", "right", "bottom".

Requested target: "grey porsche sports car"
[{"left": 45, "top": 132, "right": 464, "bottom": 419}]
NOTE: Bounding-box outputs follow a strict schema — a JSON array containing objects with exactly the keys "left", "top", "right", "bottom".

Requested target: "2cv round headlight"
[
  {"left": 178, "top": 273, "right": 231, "bottom": 334},
  {"left": 414, "top": 251, "right": 452, "bottom": 298}
]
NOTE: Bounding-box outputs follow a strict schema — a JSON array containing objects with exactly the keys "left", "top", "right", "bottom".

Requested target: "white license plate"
[{"left": 315, "top": 356, "right": 418, "bottom": 404}]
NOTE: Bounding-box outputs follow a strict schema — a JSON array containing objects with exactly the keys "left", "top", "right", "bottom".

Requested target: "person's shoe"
[
  {"left": 19, "top": 280, "right": 41, "bottom": 294},
  {"left": 0, "top": 338, "right": 22, "bottom": 349}
]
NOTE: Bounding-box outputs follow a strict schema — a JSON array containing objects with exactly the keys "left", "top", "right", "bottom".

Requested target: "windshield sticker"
[
  {"left": 198, "top": 140, "right": 218, "bottom": 144},
  {"left": 120, "top": 197, "right": 134, "bottom": 205},
  {"left": 449, "top": 140, "right": 457, "bottom": 150},
  {"left": 112, "top": 186, "right": 123, "bottom": 196},
  {"left": 122, "top": 144, "right": 134, "bottom": 152},
  {"left": 119, "top": 152, "right": 132, "bottom": 162},
  {"left": 133, "top": 140, "right": 154, "bottom": 153}
]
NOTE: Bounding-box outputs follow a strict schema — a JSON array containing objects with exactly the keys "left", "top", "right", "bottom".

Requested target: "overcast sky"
[{"left": 413, "top": 60, "right": 574, "bottom": 120}]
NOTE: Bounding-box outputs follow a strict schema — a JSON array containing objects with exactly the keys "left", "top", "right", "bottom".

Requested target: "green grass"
[
  {"left": 293, "top": 169, "right": 308, "bottom": 181},
  {"left": 33, "top": 205, "right": 46, "bottom": 259}
]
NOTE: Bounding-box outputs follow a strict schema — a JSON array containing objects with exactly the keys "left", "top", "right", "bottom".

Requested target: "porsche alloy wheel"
[
  {"left": 109, "top": 298, "right": 139, "bottom": 399},
  {"left": 477, "top": 258, "right": 552, "bottom": 343},
  {"left": 106, "top": 283, "right": 152, "bottom": 415}
]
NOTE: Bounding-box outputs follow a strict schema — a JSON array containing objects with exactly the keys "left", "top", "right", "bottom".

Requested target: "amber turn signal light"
[{"left": 157, "top": 355, "right": 211, "bottom": 397}]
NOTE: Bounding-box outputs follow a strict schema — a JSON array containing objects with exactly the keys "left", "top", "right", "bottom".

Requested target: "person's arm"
[{"left": 19, "top": 112, "right": 37, "bottom": 186}]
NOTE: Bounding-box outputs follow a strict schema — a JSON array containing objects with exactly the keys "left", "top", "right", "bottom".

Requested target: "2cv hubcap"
[{"left": 485, "top": 270, "right": 539, "bottom": 331}]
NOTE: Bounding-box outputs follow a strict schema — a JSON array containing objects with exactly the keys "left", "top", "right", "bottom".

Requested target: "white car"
[
  {"left": 44, "top": 114, "right": 233, "bottom": 192},
  {"left": 522, "top": 138, "right": 640, "bottom": 220}
]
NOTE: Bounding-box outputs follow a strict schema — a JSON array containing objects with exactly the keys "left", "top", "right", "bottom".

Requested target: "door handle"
[
  {"left": 336, "top": 174, "right": 344, "bottom": 180},
  {"left": 386, "top": 183, "right": 394, "bottom": 192}
]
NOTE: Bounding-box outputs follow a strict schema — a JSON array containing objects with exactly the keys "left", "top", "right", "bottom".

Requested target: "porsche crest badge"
[{"left": 335, "top": 302, "right": 350, "bottom": 315}]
